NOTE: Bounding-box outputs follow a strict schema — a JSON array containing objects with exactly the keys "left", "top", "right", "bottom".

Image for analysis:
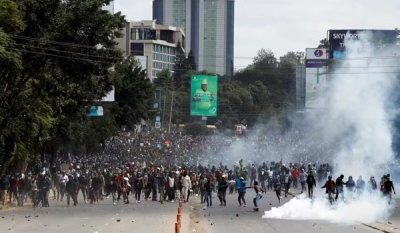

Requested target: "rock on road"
[
  {"left": 1, "top": 189, "right": 398, "bottom": 233},
  {"left": 0, "top": 195, "right": 192, "bottom": 233}
]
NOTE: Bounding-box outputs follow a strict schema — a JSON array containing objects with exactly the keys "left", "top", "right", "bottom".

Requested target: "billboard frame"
[{"left": 190, "top": 74, "right": 218, "bottom": 117}]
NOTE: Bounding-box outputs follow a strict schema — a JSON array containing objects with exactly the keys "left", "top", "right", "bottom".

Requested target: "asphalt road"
[
  {"left": 1, "top": 188, "right": 399, "bottom": 233},
  {"left": 187, "top": 188, "right": 392, "bottom": 233},
  {"left": 0, "top": 193, "right": 191, "bottom": 233}
]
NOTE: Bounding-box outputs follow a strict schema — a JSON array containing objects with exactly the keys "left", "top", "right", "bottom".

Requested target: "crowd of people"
[{"left": 0, "top": 131, "right": 399, "bottom": 210}]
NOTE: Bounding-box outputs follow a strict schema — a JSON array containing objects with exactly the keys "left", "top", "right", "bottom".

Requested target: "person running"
[
  {"left": 335, "top": 174, "right": 346, "bottom": 201},
  {"left": 306, "top": 171, "right": 316, "bottom": 198},
  {"left": 218, "top": 175, "right": 228, "bottom": 207},
  {"left": 321, "top": 175, "right": 336, "bottom": 204},
  {"left": 299, "top": 169, "right": 307, "bottom": 194},
  {"left": 204, "top": 178, "right": 214, "bottom": 207},
  {"left": 367, "top": 176, "right": 378, "bottom": 193},
  {"left": 274, "top": 174, "right": 282, "bottom": 204},
  {"left": 253, "top": 181, "right": 265, "bottom": 211},
  {"left": 384, "top": 175, "right": 396, "bottom": 204},
  {"left": 238, "top": 177, "right": 247, "bottom": 207}
]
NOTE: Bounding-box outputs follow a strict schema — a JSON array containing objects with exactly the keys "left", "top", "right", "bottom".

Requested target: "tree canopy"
[{"left": 0, "top": 0, "right": 153, "bottom": 174}]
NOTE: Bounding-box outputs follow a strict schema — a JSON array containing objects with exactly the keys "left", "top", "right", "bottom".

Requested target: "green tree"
[
  {"left": 253, "top": 48, "right": 277, "bottom": 71},
  {"left": 113, "top": 57, "right": 155, "bottom": 130},
  {"left": 154, "top": 69, "right": 175, "bottom": 91},
  {"left": 0, "top": 0, "right": 25, "bottom": 73},
  {"left": 0, "top": 0, "right": 127, "bottom": 172},
  {"left": 318, "top": 38, "right": 329, "bottom": 48}
]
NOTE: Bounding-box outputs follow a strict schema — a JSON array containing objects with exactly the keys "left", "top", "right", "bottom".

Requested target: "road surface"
[
  {"left": 0, "top": 194, "right": 191, "bottom": 233},
  {"left": 0, "top": 188, "right": 399, "bottom": 233},
  {"left": 187, "top": 188, "right": 397, "bottom": 233}
]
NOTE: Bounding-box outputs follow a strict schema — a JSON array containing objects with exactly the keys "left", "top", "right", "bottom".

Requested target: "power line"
[
  {"left": 5, "top": 47, "right": 116, "bottom": 65},
  {"left": 10, "top": 33, "right": 400, "bottom": 61},
  {"left": 7, "top": 42, "right": 400, "bottom": 75},
  {"left": 8, "top": 47, "right": 400, "bottom": 75},
  {"left": 13, "top": 43, "right": 122, "bottom": 61}
]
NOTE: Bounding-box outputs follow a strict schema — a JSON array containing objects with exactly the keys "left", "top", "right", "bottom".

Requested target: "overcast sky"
[{"left": 113, "top": 0, "right": 400, "bottom": 69}]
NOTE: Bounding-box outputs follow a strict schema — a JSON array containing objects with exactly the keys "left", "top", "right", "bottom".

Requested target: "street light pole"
[{"left": 168, "top": 91, "right": 175, "bottom": 134}]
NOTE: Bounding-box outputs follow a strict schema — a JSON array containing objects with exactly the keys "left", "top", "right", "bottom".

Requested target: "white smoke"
[
  {"left": 263, "top": 193, "right": 395, "bottom": 223},
  {"left": 263, "top": 32, "right": 400, "bottom": 223}
]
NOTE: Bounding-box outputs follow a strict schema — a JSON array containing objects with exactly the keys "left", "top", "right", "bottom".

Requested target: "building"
[
  {"left": 115, "top": 20, "right": 185, "bottom": 81},
  {"left": 153, "top": 0, "right": 235, "bottom": 77}
]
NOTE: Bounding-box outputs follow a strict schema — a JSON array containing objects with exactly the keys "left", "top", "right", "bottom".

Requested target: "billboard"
[
  {"left": 190, "top": 75, "right": 218, "bottom": 116},
  {"left": 328, "top": 30, "right": 398, "bottom": 59},
  {"left": 88, "top": 106, "right": 104, "bottom": 117},
  {"left": 305, "top": 48, "right": 327, "bottom": 108}
]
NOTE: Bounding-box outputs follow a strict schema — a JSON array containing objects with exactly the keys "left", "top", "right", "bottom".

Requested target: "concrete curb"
[{"left": 358, "top": 221, "right": 400, "bottom": 233}]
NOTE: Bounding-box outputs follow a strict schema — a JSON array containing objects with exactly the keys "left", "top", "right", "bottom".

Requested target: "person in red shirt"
[
  {"left": 292, "top": 168, "right": 299, "bottom": 189},
  {"left": 321, "top": 175, "right": 336, "bottom": 203}
]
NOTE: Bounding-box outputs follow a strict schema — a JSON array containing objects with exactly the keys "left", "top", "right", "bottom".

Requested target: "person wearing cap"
[
  {"left": 192, "top": 79, "right": 215, "bottom": 111},
  {"left": 218, "top": 175, "right": 228, "bottom": 207},
  {"left": 238, "top": 177, "right": 248, "bottom": 207}
]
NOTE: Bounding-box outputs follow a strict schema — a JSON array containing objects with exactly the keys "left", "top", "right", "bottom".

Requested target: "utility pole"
[
  {"left": 162, "top": 89, "right": 167, "bottom": 131},
  {"left": 168, "top": 92, "right": 175, "bottom": 134}
]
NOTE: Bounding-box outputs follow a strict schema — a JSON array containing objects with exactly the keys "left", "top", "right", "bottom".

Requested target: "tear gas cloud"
[{"left": 260, "top": 32, "right": 400, "bottom": 223}]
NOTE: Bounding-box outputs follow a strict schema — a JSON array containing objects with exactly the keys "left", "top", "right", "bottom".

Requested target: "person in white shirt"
[
  {"left": 59, "top": 172, "right": 69, "bottom": 201},
  {"left": 168, "top": 174, "right": 175, "bottom": 202},
  {"left": 181, "top": 172, "right": 191, "bottom": 203},
  {"left": 267, "top": 168, "right": 273, "bottom": 191}
]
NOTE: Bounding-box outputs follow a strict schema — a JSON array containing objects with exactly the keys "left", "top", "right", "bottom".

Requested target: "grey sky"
[{"left": 114, "top": 0, "right": 400, "bottom": 69}]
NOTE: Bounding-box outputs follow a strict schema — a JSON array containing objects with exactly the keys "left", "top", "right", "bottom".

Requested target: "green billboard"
[{"left": 190, "top": 74, "right": 218, "bottom": 116}]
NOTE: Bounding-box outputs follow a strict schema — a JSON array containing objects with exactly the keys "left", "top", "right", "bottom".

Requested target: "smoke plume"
[{"left": 262, "top": 32, "right": 400, "bottom": 223}]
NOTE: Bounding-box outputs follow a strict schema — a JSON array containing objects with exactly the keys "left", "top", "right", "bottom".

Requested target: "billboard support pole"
[
  {"left": 168, "top": 92, "right": 175, "bottom": 134},
  {"left": 162, "top": 90, "right": 167, "bottom": 130}
]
